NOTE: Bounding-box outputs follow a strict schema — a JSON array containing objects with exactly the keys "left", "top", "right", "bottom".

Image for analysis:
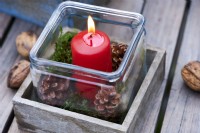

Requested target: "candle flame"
[{"left": 88, "top": 15, "right": 95, "bottom": 33}]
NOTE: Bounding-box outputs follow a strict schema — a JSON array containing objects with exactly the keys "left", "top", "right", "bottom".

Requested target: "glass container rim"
[{"left": 30, "top": 1, "right": 145, "bottom": 81}]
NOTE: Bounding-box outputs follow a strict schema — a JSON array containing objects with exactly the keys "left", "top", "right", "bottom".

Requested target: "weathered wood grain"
[
  {"left": 127, "top": 47, "right": 165, "bottom": 133},
  {"left": 106, "top": 0, "right": 144, "bottom": 12},
  {"left": 161, "top": 1, "right": 200, "bottom": 132},
  {"left": 0, "top": 13, "right": 12, "bottom": 44},
  {"left": 12, "top": 47, "right": 165, "bottom": 133},
  {"left": 0, "top": 19, "right": 41, "bottom": 133},
  {"left": 132, "top": 0, "right": 186, "bottom": 132}
]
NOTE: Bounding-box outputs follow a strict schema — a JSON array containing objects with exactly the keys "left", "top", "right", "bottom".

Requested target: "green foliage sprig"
[
  {"left": 62, "top": 93, "right": 90, "bottom": 113},
  {"left": 50, "top": 27, "right": 77, "bottom": 63}
]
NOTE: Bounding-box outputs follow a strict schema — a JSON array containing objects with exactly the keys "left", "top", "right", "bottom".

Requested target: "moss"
[
  {"left": 50, "top": 27, "right": 77, "bottom": 63},
  {"left": 62, "top": 93, "right": 92, "bottom": 113}
]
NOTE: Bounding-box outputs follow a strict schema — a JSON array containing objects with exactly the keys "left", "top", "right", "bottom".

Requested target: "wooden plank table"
[
  {"left": 0, "top": 13, "right": 12, "bottom": 45},
  {"left": 0, "top": 0, "right": 200, "bottom": 132},
  {"left": 0, "top": 17, "right": 42, "bottom": 133},
  {"left": 161, "top": 0, "right": 200, "bottom": 132}
]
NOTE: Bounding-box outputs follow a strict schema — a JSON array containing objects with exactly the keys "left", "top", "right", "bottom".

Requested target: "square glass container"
[{"left": 30, "top": 1, "right": 146, "bottom": 123}]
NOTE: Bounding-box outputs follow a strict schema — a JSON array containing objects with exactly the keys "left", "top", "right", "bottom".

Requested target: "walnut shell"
[
  {"left": 16, "top": 31, "right": 37, "bottom": 58},
  {"left": 7, "top": 60, "right": 30, "bottom": 89},
  {"left": 181, "top": 61, "right": 200, "bottom": 91}
]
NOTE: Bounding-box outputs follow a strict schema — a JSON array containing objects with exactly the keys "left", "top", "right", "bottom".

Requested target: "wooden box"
[{"left": 13, "top": 47, "right": 165, "bottom": 133}]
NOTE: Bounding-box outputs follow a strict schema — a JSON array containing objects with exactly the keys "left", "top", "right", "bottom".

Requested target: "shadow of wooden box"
[
  {"left": 13, "top": 46, "right": 165, "bottom": 133},
  {"left": 0, "top": 0, "right": 109, "bottom": 27}
]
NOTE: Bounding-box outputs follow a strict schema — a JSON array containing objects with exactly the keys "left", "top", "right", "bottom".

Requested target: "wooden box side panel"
[
  {"left": 13, "top": 102, "right": 124, "bottom": 133},
  {"left": 126, "top": 49, "right": 166, "bottom": 133}
]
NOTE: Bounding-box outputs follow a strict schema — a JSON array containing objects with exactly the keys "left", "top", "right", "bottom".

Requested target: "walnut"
[
  {"left": 7, "top": 60, "right": 30, "bottom": 89},
  {"left": 16, "top": 31, "right": 37, "bottom": 58},
  {"left": 181, "top": 61, "right": 200, "bottom": 91}
]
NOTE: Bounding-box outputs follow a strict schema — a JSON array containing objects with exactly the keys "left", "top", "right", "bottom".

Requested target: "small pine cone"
[
  {"left": 111, "top": 42, "right": 128, "bottom": 71},
  {"left": 94, "top": 86, "right": 121, "bottom": 117},
  {"left": 38, "top": 75, "right": 70, "bottom": 106}
]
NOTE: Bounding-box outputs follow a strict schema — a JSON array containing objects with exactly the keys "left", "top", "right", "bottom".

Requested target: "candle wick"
[
  {"left": 88, "top": 34, "right": 93, "bottom": 39},
  {"left": 90, "top": 39, "right": 93, "bottom": 46}
]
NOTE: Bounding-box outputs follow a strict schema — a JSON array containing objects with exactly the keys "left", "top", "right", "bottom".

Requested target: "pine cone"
[
  {"left": 94, "top": 86, "right": 121, "bottom": 117},
  {"left": 111, "top": 42, "right": 128, "bottom": 71},
  {"left": 38, "top": 75, "right": 70, "bottom": 106}
]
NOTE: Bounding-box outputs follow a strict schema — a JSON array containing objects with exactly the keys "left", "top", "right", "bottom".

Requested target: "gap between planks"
[
  {"left": 7, "top": 118, "right": 19, "bottom": 133},
  {"left": 132, "top": 0, "right": 186, "bottom": 132},
  {"left": 0, "top": 18, "right": 42, "bottom": 133},
  {"left": 161, "top": 0, "right": 200, "bottom": 132},
  {"left": 155, "top": 1, "right": 191, "bottom": 132},
  {"left": 0, "top": 13, "right": 13, "bottom": 47}
]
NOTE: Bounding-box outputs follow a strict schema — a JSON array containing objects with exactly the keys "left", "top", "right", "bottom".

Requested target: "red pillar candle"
[
  {"left": 71, "top": 16, "right": 112, "bottom": 100},
  {"left": 71, "top": 30, "right": 112, "bottom": 71},
  {"left": 71, "top": 16, "right": 112, "bottom": 72}
]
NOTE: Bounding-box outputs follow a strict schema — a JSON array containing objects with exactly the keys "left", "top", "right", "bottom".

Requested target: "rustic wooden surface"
[
  {"left": 106, "top": 0, "right": 144, "bottom": 12},
  {"left": 0, "top": 0, "right": 200, "bottom": 132},
  {"left": 0, "top": 13, "right": 11, "bottom": 44},
  {"left": 161, "top": 1, "right": 200, "bottom": 133},
  {"left": 132, "top": 0, "right": 186, "bottom": 132},
  {"left": 0, "top": 18, "right": 42, "bottom": 133}
]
